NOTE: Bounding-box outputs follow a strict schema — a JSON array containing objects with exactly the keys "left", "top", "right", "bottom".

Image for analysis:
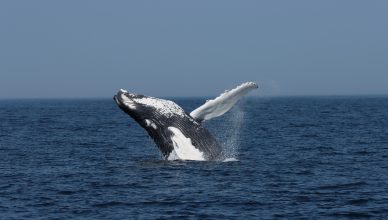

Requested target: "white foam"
[
  {"left": 223, "top": 158, "right": 239, "bottom": 162},
  {"left": 167, "top": 149, "right": 179, "bottom": 160},
  {"left": 167, "top": 127, "right": 205, "bottom": 161},
  {"left": 190, "top": 82, "right": 257, "bottom": 121}
]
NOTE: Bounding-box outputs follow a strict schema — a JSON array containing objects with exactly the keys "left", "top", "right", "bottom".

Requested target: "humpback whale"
[{"left": 114, "top": 82, "right": 258, "bottom": 161}]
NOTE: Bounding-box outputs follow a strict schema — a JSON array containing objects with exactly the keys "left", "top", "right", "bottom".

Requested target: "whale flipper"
[{"left": 190, "top": 82, "right": 258, "bottom": 122}]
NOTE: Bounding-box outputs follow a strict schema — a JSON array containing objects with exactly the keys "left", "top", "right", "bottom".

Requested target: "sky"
[{"left": 1, "top": 1, "right": 387, "bottom": 98}]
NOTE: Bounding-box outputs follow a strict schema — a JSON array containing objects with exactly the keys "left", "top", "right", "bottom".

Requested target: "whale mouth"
[{"left": 114, "top": 89, "right": 138, "bottom": 110}]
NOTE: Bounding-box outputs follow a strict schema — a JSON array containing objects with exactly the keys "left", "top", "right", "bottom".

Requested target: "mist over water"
[
  {"left": 206, "top": 102, "right": 245, "bottom": 160},
  {"left": 224, "top": 103, "right": 245, "bottom": 159}
]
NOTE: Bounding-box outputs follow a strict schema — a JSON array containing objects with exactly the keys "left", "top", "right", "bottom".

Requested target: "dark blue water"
[{"left": 1, "top": 97, "right": 388, "bottom": 219}]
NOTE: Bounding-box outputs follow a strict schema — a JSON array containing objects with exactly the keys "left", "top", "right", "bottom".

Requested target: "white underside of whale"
[{"left": 167, "top": 127, "right": 205, "bottom": 161}]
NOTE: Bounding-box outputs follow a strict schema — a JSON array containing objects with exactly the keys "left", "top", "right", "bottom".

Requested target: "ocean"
[{"left": 1, "top": 96, "right": 388, "bottom": 219}]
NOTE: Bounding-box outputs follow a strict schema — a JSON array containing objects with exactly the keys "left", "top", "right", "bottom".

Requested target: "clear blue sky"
[{"left": 1, "top": 1, "right": 387, "bottom": 98}]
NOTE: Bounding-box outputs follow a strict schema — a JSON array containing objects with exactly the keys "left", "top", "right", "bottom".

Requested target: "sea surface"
[{"left": 1, "top": 96, "right": 388, "bottom": 219}]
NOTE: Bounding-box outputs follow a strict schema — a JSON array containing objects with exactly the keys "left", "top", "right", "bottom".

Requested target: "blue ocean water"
[{"left": 1, "top": 97, "right": 388, "bottom": 219}]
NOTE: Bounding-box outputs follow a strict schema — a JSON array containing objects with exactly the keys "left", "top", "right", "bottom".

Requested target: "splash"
[
  {"left": 207, "top": 100, "right": 245, "bottom": 160},
  {"left": 222, "top": 104, "right": 245, "bottom": 159},
  {"left": 222, "top": 158, "right": 239, "bottom": 162}
]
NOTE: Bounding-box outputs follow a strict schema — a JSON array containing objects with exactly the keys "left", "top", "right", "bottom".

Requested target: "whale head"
[
  {"left": 114, "top": 89, "right": 148, "bottom": 119},
  {"left": 114, "top": 89, "right": 187, "bottom": 123}
]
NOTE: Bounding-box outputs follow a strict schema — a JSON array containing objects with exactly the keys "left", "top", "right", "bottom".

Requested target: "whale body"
[{"left": 114, "top": 82, "right": 258, "bottom": 161}]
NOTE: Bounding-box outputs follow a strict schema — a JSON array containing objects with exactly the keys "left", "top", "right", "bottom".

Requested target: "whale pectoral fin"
[{"left": 189, "top": 82, "right": 258, "bottom": 122}]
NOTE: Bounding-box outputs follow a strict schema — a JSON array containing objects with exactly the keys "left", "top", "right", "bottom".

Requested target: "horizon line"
[{"left": 1, "top": 93, "right": 388, "bottom": 100}]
